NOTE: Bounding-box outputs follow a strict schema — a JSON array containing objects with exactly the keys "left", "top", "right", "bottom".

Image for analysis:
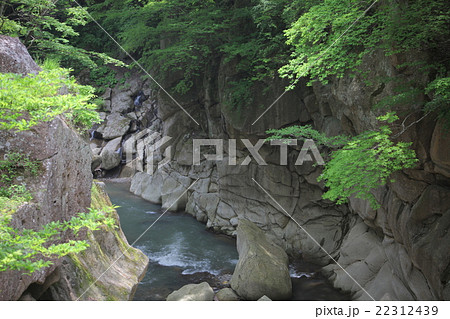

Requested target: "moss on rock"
[{"left": 49, "top": 181, "right": 149, "bottom": 300}]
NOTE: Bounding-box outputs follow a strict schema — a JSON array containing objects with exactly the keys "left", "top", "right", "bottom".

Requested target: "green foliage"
[
  {"left": 267, "top": 113, "right": 418, "bottom": 208},
  {"left": 89, "top": 65, "right": 119, "bottom": 94},
  {"left": 318, "top": 121, "right": 417, "bottom": 209},
  {"left": 280, "top": 0, "right": 450, "bottom": 85},
  {"left": 0, "top": 64, "right": 100, "bottom": 131},
  {"left": 73, "top": 0, "right": 448, "bottom": 114},
  {"left": 225, "top": 79, "right": 254, "bottom": 112},
  {"left": 424, "top": 77, "right": 450, "bottom": 124},
  {"left": 68, "top": 205, "right": 118, "bottom": 235},
  {"left": 0, "top": 152, "right": 39, "bottom": 199},
  {"left": 3, "top": 0, "right": 447, "bottom": 114},
  {"left": 0, "top": 206, "right": 118, "bottom": 274},
  {"left": 266, "top": 125, "right": 349, "bottom": 148},
  {"left": 0, "top": 0, "right": 124, "bottom": 71},
  {"left": 77, "top": 0, "right": 294, "bottom": 103},
  {"left": 0, "top": 152, "right": 118, "bottom": 274}
]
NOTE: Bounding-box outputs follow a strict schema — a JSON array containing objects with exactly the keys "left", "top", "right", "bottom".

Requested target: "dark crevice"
[{"left": 19, "top": 267, "right": 61, "bottom": 301}]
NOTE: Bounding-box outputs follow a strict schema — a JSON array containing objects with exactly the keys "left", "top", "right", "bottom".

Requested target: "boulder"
[
  {"left": 230, "top": 220, "right": 292, "bottom": 300},
  {"left": 257, "top": 295, "right": 272, "bottom": 301},
  {"left": 110, "top": 91, "right": 132, "bottom": 113},
  {"left": 166, "top": 282, "right": 214, "bottom": 301},
  {"left": 130, "top": 171, "right": 166, "bottom": 204},
  {"left": 97, "top": 113, "right": 131, "bottom": 140},
  {"left": 215, "top": 288, "right": 240, "bottom": 301},
  {"left": 141, "top": 173, "right": 164, "bottom": 203},
  {"left": 0, "top": 35, "right": 41, "bottom": 74},
  {"left": 161, "top": 173, "right": 192, "bottom": 211},
  {"left": 100, "top": 137, "right": 122, "bottom": 170}
]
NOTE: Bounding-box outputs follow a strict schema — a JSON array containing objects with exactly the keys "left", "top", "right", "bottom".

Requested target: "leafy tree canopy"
[
  {"left": 0, "top": 0, "right": 124, "bottom": 70},
  {"left": 0, "top": 59, "right": 100, "bottom": 131}
]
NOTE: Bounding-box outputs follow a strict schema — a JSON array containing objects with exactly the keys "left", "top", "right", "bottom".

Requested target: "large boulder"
[
  {"left": 215, "top": 288, "right": 240, "bottom": 301},
  {"left": 0, "top": 35, "right": 41, "bottom": 74},
  {"left": 110, "top": 91, "right": 132, "bottom": 113},
  {"left": 100, "top": 137, "right": 122, "bottom": 170},
  {"left": 97, "top": 113, "right": 131, "bottom": 140},
  {"left": 166, "top": 282, "right": 214, "bottom": 301},
  {"left": 161, "top": 173, "right": 192, "bottom": 211},
  {"left": 131, "top": 171, "right": 165, "bottom": 204},
  {"left": 230, "top": 220, "right": 292, "bottom": 300},
  {"left": 257, "top": 295, "right": 272, "bottom": 301}
]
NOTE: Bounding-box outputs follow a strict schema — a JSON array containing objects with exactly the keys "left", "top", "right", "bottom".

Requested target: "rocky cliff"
[
  {"left": 91, "top": 45, "right": 449, "bottom": 300},
  {"left": 0, "top": 36, "right": 148, "bottom": 301},
  {"left": 49, "top": 181, "right": 148, "bottom": 301}
]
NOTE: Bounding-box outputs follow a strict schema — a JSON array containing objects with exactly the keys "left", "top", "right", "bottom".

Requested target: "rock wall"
[
  {"left": 0, "top": 36, "right": 148, "bottom": 301},
  {"left": 0, "top": 114, "right": 92, "bottom": 300},
  {"left": 89, "top": 67, "right": 157, "bottom": 178},
  {"left": 49, "top": 182, "right": 148, "bottom": 301},
  {"left": 230, "top": 219, "right": 292, "bottom": 300},
  {"left": 94, "top": 46, "right": 449, "bottom": 300}
]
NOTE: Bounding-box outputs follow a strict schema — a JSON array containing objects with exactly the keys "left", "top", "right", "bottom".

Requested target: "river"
[{"left": 104, "top": 181, "right": 350, "bottom": 301}]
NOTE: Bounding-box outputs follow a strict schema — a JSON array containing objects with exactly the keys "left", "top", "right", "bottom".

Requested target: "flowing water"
[{"left": 104, "top": 181, "right": 350, "bottom": 301}]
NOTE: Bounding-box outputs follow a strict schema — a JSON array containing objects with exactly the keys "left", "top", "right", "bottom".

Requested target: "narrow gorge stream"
[{"left": 105, "top": 181, "right": 350, "bottom": 301}]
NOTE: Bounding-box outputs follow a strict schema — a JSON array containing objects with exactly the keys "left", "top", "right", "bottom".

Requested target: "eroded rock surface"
[
  {"left": 166, "top": 282, "right": 214, "bottom": 301},
  {"left": 0, "top": 115, "right": 92, "bottom": 300},
  {"left": 50, "top": 182, "right": 149, "bottom": 301},
  {"left": 230, "top": 220, "right": 292, "bottom": 300},
  {"left": 0, "top": 35, "right": 41, "bottom": 74}
]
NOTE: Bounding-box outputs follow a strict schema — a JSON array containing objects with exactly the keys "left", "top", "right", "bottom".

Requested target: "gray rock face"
[
  {"left": 0, "top": 35, "right": 41, "bottom": 74},
  {"left": 87, "top": 68, "right": 155, "bottom": 177},
  {"left": 166, "top": 282, "right": 215, "bottom": 301},
  {"left": 97, "top": 113, "right": 131, "bottom": 140},
  {"left": 215, "top": 288, "right": 240, "bottom": 301},
  {"left": 0, "top": 116, "right": 92, "bottom": 301},
  {"left": 100, "top": 136, "right": 122, "bottom": 170},
  {"left": 230, "top": 220, "right": 292, "bottom": 300},
  {"left": 49, "top": 182, "right": 149, "bottom": 301},
  {"left": 257, "top": 295, "right": 272, "bottom": 301},
  {"left": 161, "top": 172, "right": 191, "bottom": 211},
  {"left": 131, "top": 171, "right": 164, "bottom": 203}
]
